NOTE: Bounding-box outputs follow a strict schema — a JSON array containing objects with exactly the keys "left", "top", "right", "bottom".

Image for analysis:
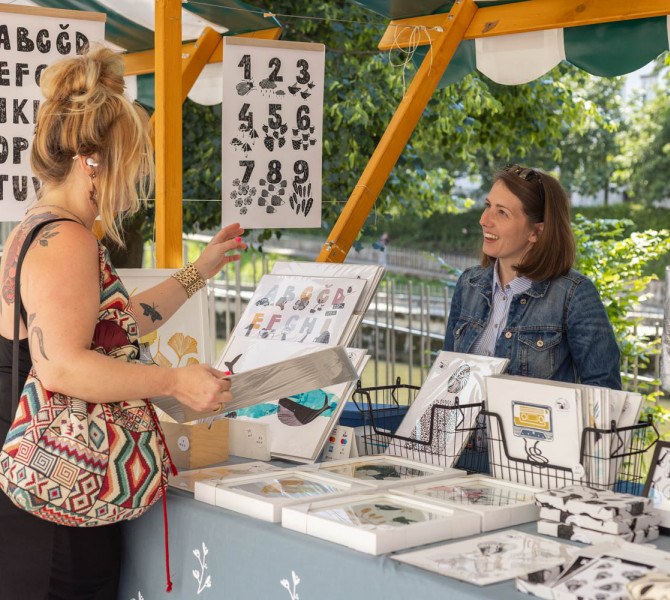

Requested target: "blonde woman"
[{"left": 0, "top": 46, "right": 244, "bottom": 598}]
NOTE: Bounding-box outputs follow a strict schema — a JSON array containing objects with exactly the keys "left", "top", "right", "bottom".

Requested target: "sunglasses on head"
[{"left": 503, "top": 163, "right": 545, "bottom": 205}]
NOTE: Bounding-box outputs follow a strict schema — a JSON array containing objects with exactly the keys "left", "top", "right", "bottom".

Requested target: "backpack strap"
[{"left": 12, "top": 218, "right": 76, "bottom": 417}]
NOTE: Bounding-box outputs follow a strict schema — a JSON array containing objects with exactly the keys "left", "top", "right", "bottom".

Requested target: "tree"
[{"left": 178, "top": 1, "right": 608, "bottom": 242}]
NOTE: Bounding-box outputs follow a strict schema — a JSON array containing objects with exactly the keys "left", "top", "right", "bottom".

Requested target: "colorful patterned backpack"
[{"left": 0, "top": 218, "right": 176, "bottom": 527}]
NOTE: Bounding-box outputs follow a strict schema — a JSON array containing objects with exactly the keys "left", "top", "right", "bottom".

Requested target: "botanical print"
[
  {"left": 415, "top": 482, "right": 535, "bottom": 506},
  {"left": 280, "top": 571, "right": 301, "bottom": 600},
  {"left": 140, "top": 329, "right": 200, "bottom": 367},
  {"left": 192, "top": 542, "right": 212, "bottom": 595},
  {"left": 392, "top": 530, "right": 574, "bottom": 586},
  {"left": 320, "top": 459, "right": 436, "bottom": 481},
  {"left": 168, "top": 462, "right": 279, "bottom": 493},
  {"left": 232, "top": 476, "right": 342, "bottom": 499},
  {"left": 312, "top": 499, "right": 442, "bottom": 529}
]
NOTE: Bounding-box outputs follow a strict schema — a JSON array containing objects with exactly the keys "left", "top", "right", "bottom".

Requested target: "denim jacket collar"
[{"left": 466, "top": 264, "right": 550, "bottom": 299}]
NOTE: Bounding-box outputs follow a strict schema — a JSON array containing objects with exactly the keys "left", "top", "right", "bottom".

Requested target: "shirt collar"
[{"left": 493, "top": 260, "right": 532, "bottom": 296}]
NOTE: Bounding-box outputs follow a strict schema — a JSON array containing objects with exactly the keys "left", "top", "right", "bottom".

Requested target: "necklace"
[{"left": 26, "top": 204, "right": 87, "bottom": 227}]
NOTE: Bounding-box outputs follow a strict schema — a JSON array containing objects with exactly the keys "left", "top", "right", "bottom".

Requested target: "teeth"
[{"left": 484, "top": 233, "right": 499, "bottom": 240}]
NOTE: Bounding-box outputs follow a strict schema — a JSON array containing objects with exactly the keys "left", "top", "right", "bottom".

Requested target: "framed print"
[
  {"left": 171, "top": 461, "right": 280, "bottom": 495},
  {"left": 391, "top": 530, "right": 575, "bottom": 586},
  {"left": 537, "top": 519, "right": 659, "bottom": 544},
  {"left": 281, "top": 491, "right": 480, "bottom": 555},
  {"left": 391, "top": 476, "right": 542, "bottom": 531},
  {"left": 315, "top": 455, "right": 464, "bottom": 489},
  {"left": 212, "top": 468, "right": 375, "bottom": 522},
  {"left": 643, "top": 440, "right": 670, "bottom": 531}
]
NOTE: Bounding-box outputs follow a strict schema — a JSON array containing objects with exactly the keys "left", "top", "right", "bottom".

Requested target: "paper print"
[
  {"left": 415, "top": 481, "right": 536, "bottom": 506},
  {"left": 231, "top": 475, "right": 343, "bottom": 499},
  {"left": 221, "top": 38, "right": 324, "bottom": 229},
  {"left": 392, "top": 530, "right": 574, "bottom": 586},
  {"left": 232, "top": 274, "right": 365, "bottom": 345},
  {"left": 321, "top": 458, "right": 438, "bottom": 482},
  {"left": 313, "top": 499, "right": 444, "bottom": 529},
  {"left": 535, "top": 485, "right": 653, "bottom": 521},
  {"left": 552, "top": 554, "right": 655, "bottom": 600},
  {"left": 645, "top": 444, "right": 670, "bottom": 517},
  {"left": 393, "top": 352, "right": 508, "bottom": 467},
  {"left": 626, "top": 572, "right": 670, "bottom": 600}
]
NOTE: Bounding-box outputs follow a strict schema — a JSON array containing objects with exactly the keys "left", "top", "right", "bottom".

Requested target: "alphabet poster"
[
  {"left": 221, "top": 37, "right": 324, "bottom": 229},
  {"left": 0, "top": 4, "right": 105, "bottom": 221},
  {"left": 232, "top": 274, "right": 365, "bottom": 345}
]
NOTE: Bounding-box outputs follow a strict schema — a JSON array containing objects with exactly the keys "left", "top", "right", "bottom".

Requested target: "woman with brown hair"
[
  {"left": 443, "top": 164, "right": 621, "bottom": 389},
  {"left": 0, "top": 46, "right": 245, "bottom": 598}
]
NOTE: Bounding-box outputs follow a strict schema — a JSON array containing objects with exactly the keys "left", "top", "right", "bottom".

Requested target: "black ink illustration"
[
  {"left": 262, "top": 124, "right": 288, "bottom": 151},
  {"left": 289, "top": 182, "right": 313, "bottom": 216},
  {"left": 140, "top": 302, "right": 162, "bottom": 322},
  {"left": 277, "top": 393, "right": 334, "bottom": 426},
  {"left": 258, "top": 175, "right": 287, "bottom": 214},
  {"left": 230, "top": 178, "right": 257, "bottom": 216},
  {"left": 236, "top": 80, "right": 255, "bottom": 96}
]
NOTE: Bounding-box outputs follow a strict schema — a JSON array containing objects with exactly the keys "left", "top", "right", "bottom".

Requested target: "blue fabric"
[{"left": 443, "top": 265, "right": 622, "bottom": 390}]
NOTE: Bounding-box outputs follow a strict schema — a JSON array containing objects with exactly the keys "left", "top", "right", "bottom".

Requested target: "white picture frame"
[
  {"left": 117, "top": 268, "right": 212, "bottom": 366},
  {"left": 390, "top": 476, "right": 542, "bottom": 531},
  {"left": 391, "top": 530, "right": 575, "bottom": 586},
  {"left": 281, "top": 491, "right": 480, "bottom": 555},
  {"left": 212, "top": 468, "right": 375, "bottom": 522},
  {"left": 172, "top": 461, "right": 281, "bottom": 495},
  {"left": 314, "top": 455, "right": 465, "bottom": 489}
]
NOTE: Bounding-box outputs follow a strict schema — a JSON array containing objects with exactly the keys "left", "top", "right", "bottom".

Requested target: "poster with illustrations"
[
  {"left": 221, "top": 37, "right": 324, "bottom": 229},
  {"left": 392, "top": 530, "right": 575, "bottom": 586},
  {"left": 117, "top": 268, "right": 212, "bottom": 367},
  {"left": 0, "top": 4, "right": 105, "bottom": 221},
  {"left": 220, "top": 338, "right": 367, "bottom": 462},
  {"left": 392, "top": 351, "right": 508, "bottom": 466},
  {"left": 644, "top": 441, "right": 670, "bottom": 530},
  {"left": 231, "top": 274, "right": 365, "bottom": 345}
]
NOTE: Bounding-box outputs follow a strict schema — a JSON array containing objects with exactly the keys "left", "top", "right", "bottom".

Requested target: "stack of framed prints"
[
  {"left": 391, "top": 351, "right": 508, "bottom": 466},
  {"left": 535, "top": 485, "right": 660, "bottom": 544},
  {"left": 391, "top": 530, "right": 575, "bottom": 585},
  {"left": 391, "top": 476, "right": 542, "bottom": 531},
  {"left": 210, "top": 468, "right": 376, "bottom": 522},
  {"left": 315, "top": 455, "right": 464, "bottom": 489},
  {"left": 643, "top": 440, "right": 670, "bottom": 533},
  {"left": 281, "top": 491, "right": 480, "bottom": 555},
  {"left": 485, "top": 375, "right": 644, "bottom": 489}
]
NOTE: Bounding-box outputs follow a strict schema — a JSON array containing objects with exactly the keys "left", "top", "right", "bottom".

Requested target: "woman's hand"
[
  {"left": 169, "top": 364, "right": 232, "bottom": 413},
  {"left": 193, "top": 223, "right": 247, "bottom": 280}
]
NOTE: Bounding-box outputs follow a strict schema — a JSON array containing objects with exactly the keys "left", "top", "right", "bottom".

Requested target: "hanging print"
[{"left": 221, "top": 37, "right": 324, "bottom": 229}]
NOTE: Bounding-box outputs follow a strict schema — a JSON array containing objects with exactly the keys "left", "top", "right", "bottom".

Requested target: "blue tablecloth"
[{"left": 118, "top": 476, "right": 670, "bottom": 600}]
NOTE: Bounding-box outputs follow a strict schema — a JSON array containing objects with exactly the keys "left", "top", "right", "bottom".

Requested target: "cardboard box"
[{"left": 160, "top": 418, "right": 229, "bottom": 470}]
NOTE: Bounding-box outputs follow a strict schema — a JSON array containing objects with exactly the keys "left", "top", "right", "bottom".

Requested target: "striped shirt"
[{"left": 470, "top": 263, "right": 532, "bottom": 357}]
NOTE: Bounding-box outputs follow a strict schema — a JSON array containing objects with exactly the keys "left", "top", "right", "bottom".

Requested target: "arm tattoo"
[
  {"left": 30, "top": 223, "right": 61, "bottom": 249},
  {"left": 2, "top": 211, "right": 60, "bottom": 305},
  {"left": 29, "top": 325, "right": 49, "bottom": 362},
  {"left": 140, "top": 302, "right": 163, "bottom": 323}
]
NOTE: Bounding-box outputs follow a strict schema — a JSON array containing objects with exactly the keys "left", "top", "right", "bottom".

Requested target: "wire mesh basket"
[{"left": 351, "top": 379, "right": 659, "bottom": 493}]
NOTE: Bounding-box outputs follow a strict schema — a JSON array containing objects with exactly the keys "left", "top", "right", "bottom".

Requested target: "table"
[{"left": 118, "top": 480, "right": 670, "bottom": 600}]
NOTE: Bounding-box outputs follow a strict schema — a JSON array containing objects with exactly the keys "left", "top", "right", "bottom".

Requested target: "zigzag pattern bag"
[{"left": 0, "top": 218, "right": 175, "bottom": 527}]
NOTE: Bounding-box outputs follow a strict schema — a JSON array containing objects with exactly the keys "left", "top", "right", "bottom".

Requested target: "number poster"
[
  {"left": 0, "top": 4, "right": 105, "bottom": 221},
  {"left": 221, "top": 37, "right": 324, "bottom": 229}
]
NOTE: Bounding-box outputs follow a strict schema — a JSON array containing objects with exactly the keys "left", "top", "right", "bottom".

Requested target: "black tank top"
[{"left": 0, "top": 335, "right": 30, "bottom": 443}]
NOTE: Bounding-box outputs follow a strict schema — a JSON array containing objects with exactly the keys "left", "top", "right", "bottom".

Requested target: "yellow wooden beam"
[
  {"left": 123, "top": 27, "right": 282, "bottom": 76},
  {"left": 154, "top": 0, "right": 183, "bottom": 269},
  {"left": 149, "top": 26, "right": 221, "bottom": 146},
  {"left": 318, "top": 0, "right": 478, "bottom": 263},
  {"left": 378, "top": 0, "right": 670, "bottom": 50}
]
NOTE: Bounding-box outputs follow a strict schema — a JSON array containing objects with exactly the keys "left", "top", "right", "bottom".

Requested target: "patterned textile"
[{"left": 0, "top": 243, "right": 172, "bottom": 526}]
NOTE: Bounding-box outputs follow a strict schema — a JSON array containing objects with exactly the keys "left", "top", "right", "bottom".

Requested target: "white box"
[
  {"left": 213, "top": 468, "right": 375, "bottom": 522},
  {"left": 391, "top": 475, "right": 542, "bottom": 531},
  {"left": 314, "top": 454, "right": 465, "bottom": 489},
  {"left": 281, "top": 491, "right": 480, "bottom": 555}
]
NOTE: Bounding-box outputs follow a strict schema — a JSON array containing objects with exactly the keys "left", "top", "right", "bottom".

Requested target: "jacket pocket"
[{"left": 517, "top": 329, "right": 562, "bottom": 379}]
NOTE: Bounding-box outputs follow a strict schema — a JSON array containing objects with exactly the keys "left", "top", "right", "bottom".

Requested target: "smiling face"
[{"left": 480, "top": 181, "right": 543, "bottom": 274}]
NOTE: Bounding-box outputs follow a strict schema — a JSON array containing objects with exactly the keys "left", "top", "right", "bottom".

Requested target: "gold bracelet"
[{"left": 171, "top": 262, "right": 206, "bottom": 299}]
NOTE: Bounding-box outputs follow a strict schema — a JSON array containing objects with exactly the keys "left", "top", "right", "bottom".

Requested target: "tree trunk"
[{"left": 102, "top": 212, "right": 147, "bottom": 268}]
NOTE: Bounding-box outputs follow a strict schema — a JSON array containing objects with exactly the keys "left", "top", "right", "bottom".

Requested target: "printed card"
[{"left": 535, "top": 486, "right": 653, "bottom": 521}]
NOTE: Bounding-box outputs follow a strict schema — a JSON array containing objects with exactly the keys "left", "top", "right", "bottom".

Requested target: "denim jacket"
[{"left": 443, "top": 265, "right": 622, "bottom": 390}]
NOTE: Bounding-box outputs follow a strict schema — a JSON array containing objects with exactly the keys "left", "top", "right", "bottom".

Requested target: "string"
[
  {"left": 183, "top": 0, "right": 444, "bottom": 38},
  {"left": 387, "top": 24, "right": 440, "bottom": 94}
]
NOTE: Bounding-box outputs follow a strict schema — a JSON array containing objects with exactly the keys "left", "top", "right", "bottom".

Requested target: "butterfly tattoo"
[{"left": 140, "top": 302, "right": 162, "bottom": 322}]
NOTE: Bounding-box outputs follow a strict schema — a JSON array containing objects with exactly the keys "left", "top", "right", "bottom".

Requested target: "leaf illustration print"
[
  {"left": 152, "top": 337, "right": 173, "bottom": 368},
  {"left": 168, "top": 332, "right": 199, "bottom": 366},
  {"left": 139, "top": 329, "right": 157, "bottom": 347},
  {"left": 192, "top": 542, "right": 212, "bottom": 594}
]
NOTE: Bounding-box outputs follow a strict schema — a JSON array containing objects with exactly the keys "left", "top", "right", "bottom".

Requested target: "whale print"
[{"left": 277, "top": 392, "right": 334, "bottom": 426}]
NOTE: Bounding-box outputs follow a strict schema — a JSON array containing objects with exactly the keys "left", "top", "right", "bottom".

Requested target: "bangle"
[{"left": 171, "top": 262, "right": 206, "bottom": 298}]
